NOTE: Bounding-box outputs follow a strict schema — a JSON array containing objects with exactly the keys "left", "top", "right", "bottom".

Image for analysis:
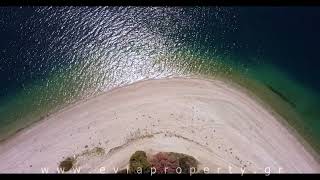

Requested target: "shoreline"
[
  {"left": 0, "top": 77, "right": 319, "bottom": 173},
  {"left": 201, "top": 74, "right": 320, "bottom": 164}
]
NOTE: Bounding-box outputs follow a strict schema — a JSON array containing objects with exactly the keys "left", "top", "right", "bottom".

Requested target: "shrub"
[
  {"left": 59, "top": 157, "right": 75, "bottom": 172},
  {"left": 149, "top": 152, "right": 179, "bottom": 174},
  {"left": 129, "top": 151, "right": 151, "bottom": 174}
]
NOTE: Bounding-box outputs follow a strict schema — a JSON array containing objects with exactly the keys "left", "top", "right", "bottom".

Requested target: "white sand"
[{"left": 0, "top": 78, "right": 319, "bottom": 174}]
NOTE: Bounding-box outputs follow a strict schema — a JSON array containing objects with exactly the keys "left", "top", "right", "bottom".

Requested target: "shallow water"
[{"left": 0, "top": 7, "right": 319, "bottom": 153}]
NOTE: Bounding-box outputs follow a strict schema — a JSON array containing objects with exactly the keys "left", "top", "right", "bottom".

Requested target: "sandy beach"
[{"left": 0, "top": 77, "right": 319, "bottom": 173}]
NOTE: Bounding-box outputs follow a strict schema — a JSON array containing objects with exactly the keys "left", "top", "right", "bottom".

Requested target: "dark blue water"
[{"left": 237, "top": 7, "right": 320, "bottom": 91}]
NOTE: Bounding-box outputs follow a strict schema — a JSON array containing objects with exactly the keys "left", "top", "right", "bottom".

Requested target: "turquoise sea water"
[{"left": 0, "top": 7, "right": 319, "bottom": 154}]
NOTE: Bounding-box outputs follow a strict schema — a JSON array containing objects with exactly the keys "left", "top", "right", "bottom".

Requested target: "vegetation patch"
[
  {"left": 59, "top": 157, "right": 76, "bottom": 172},
  {"left": 127, "top": 150, "right": 198, "bottom": 174},
  {"left": 79, "top": 146, "right": 105, "bottom": 157},
  {"left": 129, "top": 151, "right": 151, "bottom": 174},
  {"left": 150, "top": 152, "right": 198, "bottom": 174}
]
